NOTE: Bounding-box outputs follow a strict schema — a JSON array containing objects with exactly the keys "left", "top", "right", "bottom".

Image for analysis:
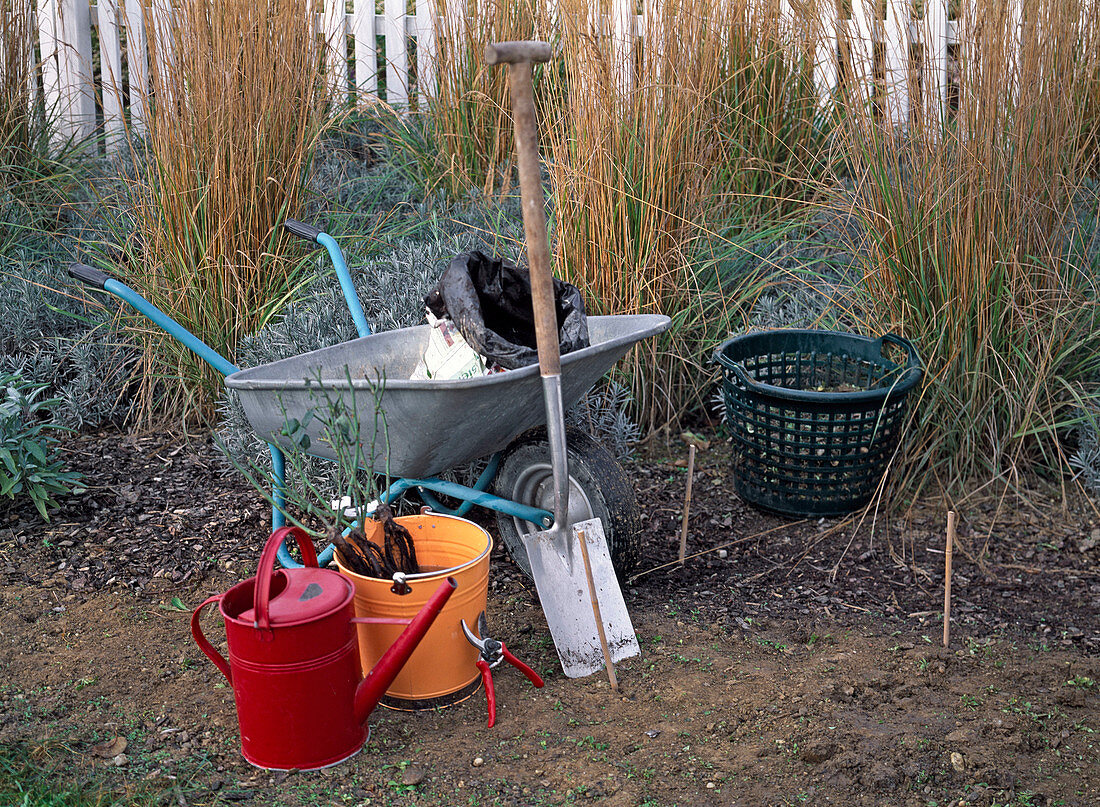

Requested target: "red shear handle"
[
  {"left": 501, "top": 643, "right": 544, "bottom": 688},
  {"left": 190, "top": 594, "right": 232, "bottom": 683},
  {"left": 254, "top": 526, "right": 318, "bottom": 634},
  {"left": 477, "top": 659, "right": 497, "bottom": 728}
]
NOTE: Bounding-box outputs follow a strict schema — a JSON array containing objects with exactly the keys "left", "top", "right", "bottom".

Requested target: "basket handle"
[{"left": 878, "top": 333, "right": 922, "bottom": 371}]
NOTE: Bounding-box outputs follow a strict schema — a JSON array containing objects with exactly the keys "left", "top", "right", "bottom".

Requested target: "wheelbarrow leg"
[
  {"left": 268, "top": 444, "right": 335, "bottom": 569},
  {"left": 415, "top": 453, "right": 503, "bottom": 517}
]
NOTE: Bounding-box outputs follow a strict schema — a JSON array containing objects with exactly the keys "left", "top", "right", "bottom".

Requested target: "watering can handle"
[
  {"left": 253, "top": 526, "right": 319, "bottom": 635},
  {"left": 190, "top": 594, "right": 232, "bottom": 683}
]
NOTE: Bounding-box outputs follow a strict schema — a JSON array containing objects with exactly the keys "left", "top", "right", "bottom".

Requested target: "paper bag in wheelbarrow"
[{"left": 424, "top": 250, "right": 590, "bottom": 371}]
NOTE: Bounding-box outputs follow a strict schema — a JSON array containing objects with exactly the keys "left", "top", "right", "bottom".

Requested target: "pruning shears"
[{"left": 461, "top": 612, "right": 544, "bottom": 728}]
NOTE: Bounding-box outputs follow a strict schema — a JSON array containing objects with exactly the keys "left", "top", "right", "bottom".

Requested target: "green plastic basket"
[{"left": 714, "top": 330, "right": 922, "bottom": 517}]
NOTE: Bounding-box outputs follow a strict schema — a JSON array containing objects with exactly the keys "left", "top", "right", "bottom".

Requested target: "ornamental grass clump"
[
  {"left": 838, "top": 0, "right": 1100, "bottom": 494},
  {"left": 386, "top": 0, "right": 553, "bottom": 198},
  {"left": 107, "top": 0, "right": 331, "bottom": 426},
  {"left": 0, "top": 0, "right": 80, "bottom": 245},
  {"left": 710, "top": 0, "right": 833, "bottom": 222},
  {"left": 545, "top": 0, "right": 814, "bottom": 431}
]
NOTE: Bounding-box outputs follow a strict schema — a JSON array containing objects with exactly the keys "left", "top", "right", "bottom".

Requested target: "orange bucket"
[{"left": 335, "top": 512, "right": 491, "bottom": 708}]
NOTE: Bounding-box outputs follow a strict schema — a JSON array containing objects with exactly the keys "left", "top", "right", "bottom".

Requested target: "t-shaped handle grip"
[{"left": 484, "top": 41, "right": 551, "bottom": 65}]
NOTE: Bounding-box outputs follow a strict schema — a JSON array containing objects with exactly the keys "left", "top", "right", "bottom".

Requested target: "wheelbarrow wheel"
[{"left": 491, "top": 426, "right": 640, "bottom": 581}]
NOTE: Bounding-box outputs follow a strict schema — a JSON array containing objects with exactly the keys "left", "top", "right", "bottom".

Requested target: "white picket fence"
[
  {"left": 29, "top": 0, "right": 967, "bottom": 153},
  {"left": 33, "top": 0, "right": 439, "bottom": 150}
]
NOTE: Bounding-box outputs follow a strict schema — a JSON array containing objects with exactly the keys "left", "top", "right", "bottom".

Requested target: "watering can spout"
[{"left": 353, "top": 577, "right": 458, "bottom": 724}]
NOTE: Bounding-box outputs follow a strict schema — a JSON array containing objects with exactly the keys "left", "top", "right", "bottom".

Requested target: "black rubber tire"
[{"left": 491, "top": 426, "right": 641, "bottom": 581}]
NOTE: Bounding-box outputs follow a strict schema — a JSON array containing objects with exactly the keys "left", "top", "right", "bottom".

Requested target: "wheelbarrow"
[{"left": 68, "top": 228, "right": 669, "bottom": 578}]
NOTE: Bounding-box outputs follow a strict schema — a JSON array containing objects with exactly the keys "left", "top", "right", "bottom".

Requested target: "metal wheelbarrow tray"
[
  {"left": 225, "top": 314, "right": 669, "bottom": 479},
  {"left": 67, "top": 225, "right": 670, "bottom": 577}
]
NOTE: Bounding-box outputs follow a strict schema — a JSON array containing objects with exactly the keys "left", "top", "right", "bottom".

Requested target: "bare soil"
[{"left": 1, "top": 428, "right": 1098, "bottom": 806}]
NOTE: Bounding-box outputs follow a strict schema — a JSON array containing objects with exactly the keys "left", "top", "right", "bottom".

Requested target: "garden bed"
[{"left": 1, "top": 428, "right": 1097, "bottom": 806}]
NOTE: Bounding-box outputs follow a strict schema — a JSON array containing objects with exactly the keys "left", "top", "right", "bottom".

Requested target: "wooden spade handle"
[
  {"left": 577, "top": 528, "right": 618, "bottom": 690},
  {"left": 489, "top": 41, "right": 559, "bottom": 378},
  {"left": 484, "top": 41, "right": 552, "bottom": 65}
]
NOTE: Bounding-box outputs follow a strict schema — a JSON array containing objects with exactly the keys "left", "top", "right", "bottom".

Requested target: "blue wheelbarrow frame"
[{"left": 70, "top": 221, "right": 670, "bottom": 569}]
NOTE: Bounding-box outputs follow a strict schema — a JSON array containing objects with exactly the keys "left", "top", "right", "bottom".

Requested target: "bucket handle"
[
  {"left": 190, "top": 594, "right": 232, "bottom": 683},
  {"left": 253, "top": 526, "right": 319, "bottom": 637}
]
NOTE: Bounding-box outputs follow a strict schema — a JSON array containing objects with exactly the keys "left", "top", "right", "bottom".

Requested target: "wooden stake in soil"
[
  {"left": 943, "top": 510, "right": 956, "bottom": 648},
  {"left": 577, "top": 527, "right": 618, "bottom": 690},
  {"left": 678, "top": 443, "right": 697, "bottom": 566}
]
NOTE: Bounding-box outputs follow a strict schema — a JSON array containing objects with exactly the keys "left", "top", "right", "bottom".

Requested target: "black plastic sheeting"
[{"left": 424, "top": 251, "right": 590, "bottom": 370}]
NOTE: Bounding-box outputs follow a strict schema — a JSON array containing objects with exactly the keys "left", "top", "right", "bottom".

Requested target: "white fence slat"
[
  {"left": 123, "top": 0, "right": 146, "bottom": 133},
  {"left": 323, "top": 0, "right": 348, "bottom": 103},
  {"left": 55, "top": 0, "right": 95, "bottom": 142},
  {"left": 149, "top": 0, "right": 173, "bottom": 106},
  {"left": 611, "top": 0, "right": 634, "bottom": 96},
  {"left": 883, "top": 0, "right": 909, "bottom": 124},
  {"left": 38, "top": 0, "right": 62, "bottom": 142},
  {"left": 350, "top": 0, "right": 378, "bottom": 99},
  {"left": 814, "top": 0, "right": 839, "bottom": 107},
  {"left": 95, "top": 0, "right": 125, "bottom": 150},
  {"left": 1006, "top": 0, "right": 1021, "bottom": 105},
  {"left": 848, "top": 0, "right": 874, "bottom": 109},
  {"left": 953, "top": 0, "right": 978, "bottom": 119},
  {"left": 32, "top": 0, "right": 1071, "bottom": 151},
  {"left": 415, "top": 0, "right": 436, "bottom": 102},
  {"left": 923, "top": 0, "right": 948, "bottom": 128},
  {"left": 383, "top": 0, "right": 408, "bottom": 105}
]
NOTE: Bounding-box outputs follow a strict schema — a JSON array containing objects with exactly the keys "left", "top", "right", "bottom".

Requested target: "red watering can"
[{"left": 191, "top": 526, "right": 456, "bottom": 770}]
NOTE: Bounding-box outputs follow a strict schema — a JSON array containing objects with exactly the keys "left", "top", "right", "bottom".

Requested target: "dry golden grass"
[
  {"left": 116, "top": 0, "right": 331, "bottom": 425},
  {"left": 418, "top": 0, "right": 553, "bottom": 197},
  {"left": 545, "top": 0, "right": 823, "bottom": 430},
  {"left": 1, "top": 0, "right": 77, "bottom": 234},
  {"left": 838, "top": 0, "right": 1100, "bottom": 493},
  {"left": 1, "top": 0, "right": 35, "bottom": 165}
]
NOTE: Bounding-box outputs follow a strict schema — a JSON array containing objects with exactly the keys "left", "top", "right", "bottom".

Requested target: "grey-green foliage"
[
  {"left": 0, "top": 237, "right": 138, "bottom": 430},
  {"left": 745, "top": 207, "right": 862, "bottom": 331},
  {"left": 1065, "top": 193, "right": 1100, "bottom": 497},
  {"left": 1070, "top": 414, "right": 1100, "bottom": 496},
  {"left": 710, "top": 222, "right": 859, "bottom": 423},
  {"left": 566, "top": 381, "right": 639, "bottom": 461}
]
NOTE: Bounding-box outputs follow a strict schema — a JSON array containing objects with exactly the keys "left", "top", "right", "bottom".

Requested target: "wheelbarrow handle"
[
  {"left": 67, "top": 264, "right": 239, "bottom": 378},
  {"left": 68, "top": 263, "right": 110, "bottom": 289},
  {"left": 282, "top": 220, "right": 371, "bottom": 339},
  {"left": 284, "top": 219, "right": 322, "bottom": 243}
]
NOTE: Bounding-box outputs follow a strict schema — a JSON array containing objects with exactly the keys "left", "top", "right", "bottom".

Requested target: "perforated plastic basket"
[{"left": 714, "top": 330, "right": 922, "bottom": 517}]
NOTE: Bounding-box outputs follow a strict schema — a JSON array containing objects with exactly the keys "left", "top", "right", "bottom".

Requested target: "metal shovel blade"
[{"left": 523, "top": 517, "right": 640, "bottom": 678}]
